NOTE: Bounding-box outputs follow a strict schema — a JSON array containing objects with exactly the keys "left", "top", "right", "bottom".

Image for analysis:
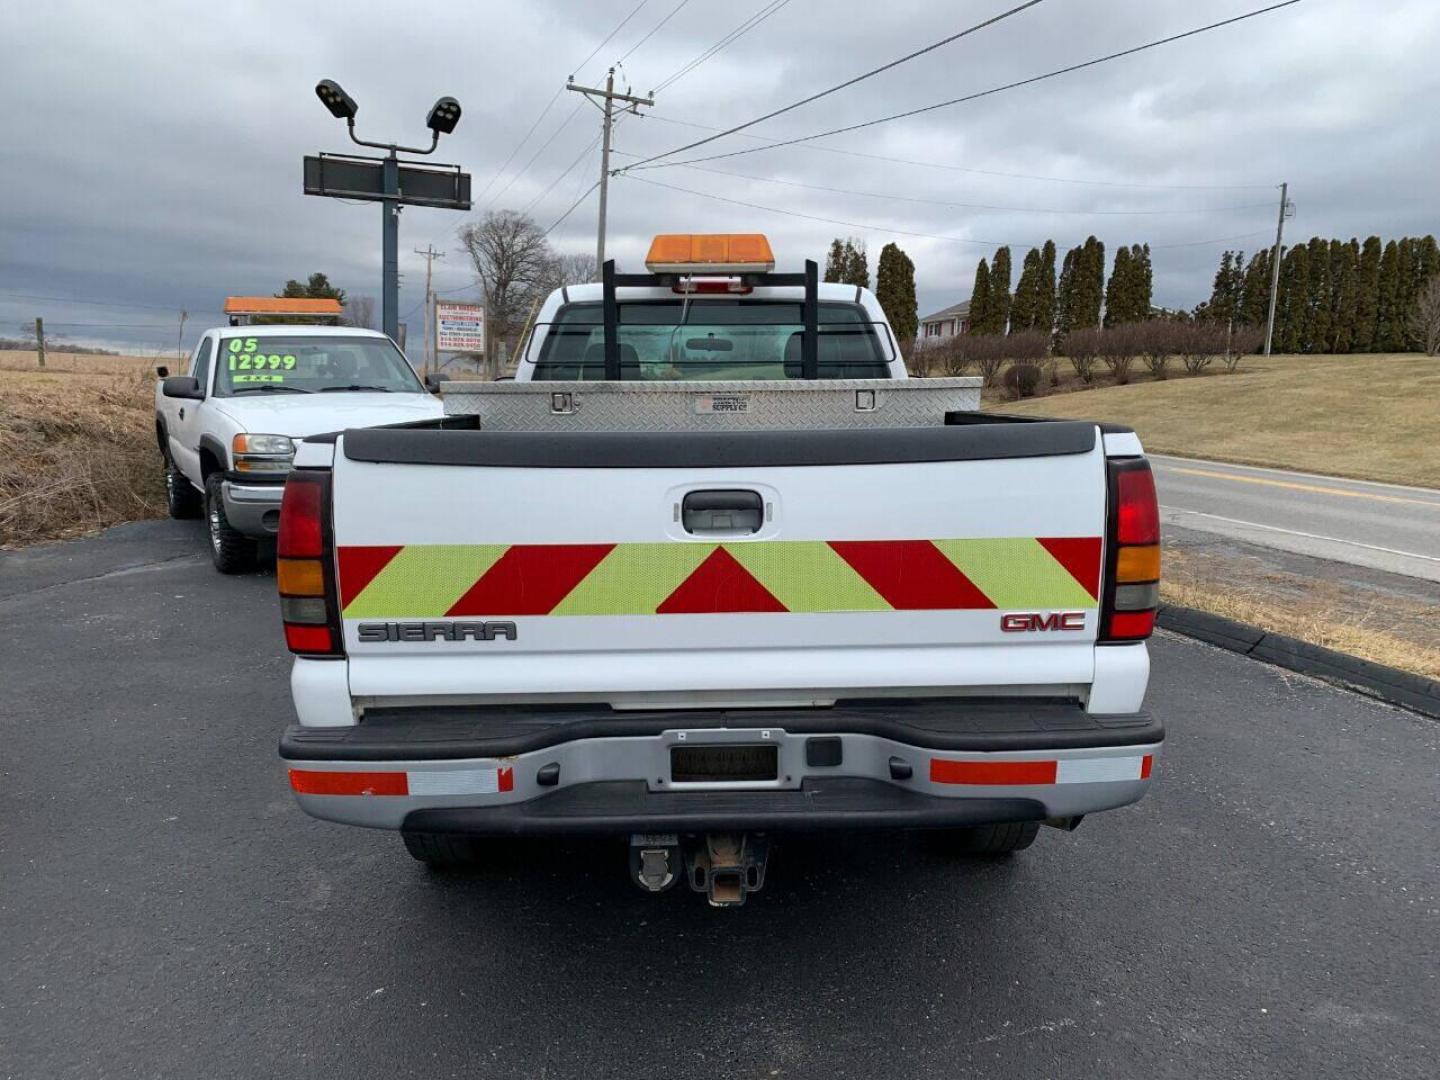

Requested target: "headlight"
[{"left": 232, "top": 433, "right": 295, "bottom": 473}]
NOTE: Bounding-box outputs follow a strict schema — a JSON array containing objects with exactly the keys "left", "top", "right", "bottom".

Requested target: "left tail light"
[
  {"left": 277, "top": 470, "right": 343, "bottom": 657},
  {"left": 1100, "top": 458, "right": 1160, "bottom": 642}
]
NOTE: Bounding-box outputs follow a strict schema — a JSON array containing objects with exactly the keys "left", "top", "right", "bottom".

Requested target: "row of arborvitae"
[{"left": 912, "top": 320, "right": 1266, "bottom": 399}]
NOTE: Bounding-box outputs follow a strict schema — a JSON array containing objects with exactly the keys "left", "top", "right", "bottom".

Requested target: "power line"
[
  {"left": 573, "top": 1, "right": 650, "bottom": 77},
  {"left": 485, "top": 102, "right": 585, "bottom": 210},
  {"left": 543, "top": 182, "right": 602, "bottom": 237},
  {"left": 628, "top": 0, "right": 1307, "bottom": 171},
  {"left": 619, "top": 0, "right": 693, "bottom": 62},
  {"left": 652, "top": 0, "right": 794, "bottom": 93},
  {"left": 0, "top": 290, "right": 197, "bottom": 312},
  {"left": 625, "top": 173, "right": 1274, "bottom": 253},
  {"left": 524, "top": 133, "right": 603, "bottom": 216},
  {"left": 610, "top": 149, "right": 1273, "bottom": 216},
  {"left": 470, "top": 2, "right": 652, "bottom": 208},
  {"left": 634, "top": 112, "right": 1274, "bottom": 190},
  {"left": 635, "top": 111, "right": 1273, "bottom": 191},
  {"left": 630, "top": 0, "right": 1046, "bottom": 170}
]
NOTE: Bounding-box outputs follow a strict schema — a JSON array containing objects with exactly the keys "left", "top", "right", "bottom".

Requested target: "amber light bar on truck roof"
[{"left": 644, "top": 233, "right": 775, "bottom": 275}]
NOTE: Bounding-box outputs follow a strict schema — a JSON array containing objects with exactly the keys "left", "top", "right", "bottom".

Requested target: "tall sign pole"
[
  {"left": 567, "top": 68, "right": 653, "bottom": 267},
  {"left": 1263, "top": 181, "right": 1292, "bottom": 357}
]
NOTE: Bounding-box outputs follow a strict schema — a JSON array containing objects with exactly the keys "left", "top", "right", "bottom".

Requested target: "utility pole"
[
  {"left": 34, "top": 317, "right": 45, "bottom": 368},
  {"left": 413, "top": 244, "right": 445, "bottom": 374},
  {"left": 1263, "top": 181, "right": 1293, "bottom": 357},
  {"left": 177, "top": 311, "right": 188, "bottom": 361},
  {"left": 567, "top": 68, "right": 653, "bottom": 268}
]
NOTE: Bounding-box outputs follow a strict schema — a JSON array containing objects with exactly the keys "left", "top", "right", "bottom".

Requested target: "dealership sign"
[{"left": 435, "top": 301, "right": 486, "bottom": 353}]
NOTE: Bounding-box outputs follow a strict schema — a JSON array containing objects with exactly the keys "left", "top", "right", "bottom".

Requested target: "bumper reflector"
[
  {"left": 930, "top": 759, "right": 1058, "bottom": 786},
  {"left": 288, "top": 769, "right": 409, "bottom": 796}
]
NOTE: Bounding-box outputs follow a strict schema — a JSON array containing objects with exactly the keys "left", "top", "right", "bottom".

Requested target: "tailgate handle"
[{"left": 681, "top": 489, "right": 764, "bottom": 537}]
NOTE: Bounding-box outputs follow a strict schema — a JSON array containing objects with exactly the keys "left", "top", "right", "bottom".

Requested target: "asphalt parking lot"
[{"left": 3, "top": 521, "right": 1437, "bottom": 1079}]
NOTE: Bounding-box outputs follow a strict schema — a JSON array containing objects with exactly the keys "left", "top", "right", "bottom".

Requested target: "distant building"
[{"left": 918, "top": 300, "right": 970, "bottom": 344}]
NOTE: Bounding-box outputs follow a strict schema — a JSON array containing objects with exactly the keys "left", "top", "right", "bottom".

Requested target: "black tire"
[
  {"left": 204, "top": 474, "right": 257, "bottom": 574},
  {"left": 163, "top": 454, "right": 202, "bottom": 519},
  {"left": 931, "top": 820, "right": 1040, "bottom": 856},
  {"left": 402, "top": 830, "right": 488, "bottom": 869}
]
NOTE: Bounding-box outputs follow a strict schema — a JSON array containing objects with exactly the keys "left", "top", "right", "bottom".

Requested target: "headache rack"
[{"left": 599, "top": 257, "right": 821, "bottom": 380}]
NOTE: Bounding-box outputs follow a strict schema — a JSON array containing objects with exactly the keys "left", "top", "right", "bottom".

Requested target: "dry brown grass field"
[
  {"left": 0, "top": 350, "right": 168, "bottom": 547},
  {"left": 994, "top": 353, "right": 1440, "bottom": 489}
]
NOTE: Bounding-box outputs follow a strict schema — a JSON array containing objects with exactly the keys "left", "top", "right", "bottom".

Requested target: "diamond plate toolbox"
[{"left": 439, "top": 378, "right": 983, "bottom": 432}]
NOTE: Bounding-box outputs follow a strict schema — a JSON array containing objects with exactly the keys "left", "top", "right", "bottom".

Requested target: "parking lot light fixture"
[
  {"left": 315, "top": 79, "right": 358, "bottom": 121},
  {"left": 426, "top": 97, "right": 462, "bottom": 136}
]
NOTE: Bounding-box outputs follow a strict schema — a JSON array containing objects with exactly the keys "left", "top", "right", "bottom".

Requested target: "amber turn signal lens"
[
  {"left": 277, "top": 558, "right": 326, "bottom": 596},
  {"left": 1116, "top": 544, "right": 1161, "bottom": 583}
]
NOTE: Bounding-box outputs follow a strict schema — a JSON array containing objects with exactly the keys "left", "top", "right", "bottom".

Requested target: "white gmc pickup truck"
[
  {"left": 155, "top": 325, "right": 443, "bottom": 572},
  {"left": 276, "top": 235, "right": 1162, "bottom": 906}
]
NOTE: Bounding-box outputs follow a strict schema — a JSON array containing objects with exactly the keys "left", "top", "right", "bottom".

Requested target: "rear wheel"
[
  {"left": 164, "top": 455, "right": 201, "bottom": 519},
  {"left": 402, "top": 830, "right": 489, "bottom": 869},
  {"left": 204, "top": 474, "right": 257, "bottom": 574},
  {"left": 931, "top": 820, "right": 1040, "bottom": 856}
]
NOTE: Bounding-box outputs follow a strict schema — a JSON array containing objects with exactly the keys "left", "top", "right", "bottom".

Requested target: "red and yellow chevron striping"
[{"left": 337, "top": 537, "right": 1102, "bottom": 620}]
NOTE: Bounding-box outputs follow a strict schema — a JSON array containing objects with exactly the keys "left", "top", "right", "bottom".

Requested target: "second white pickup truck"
[
  {"left": 275, "top": 235, "right": 1163, "bottom": 906},
  {"left": 155, "top": 325, "right": 443, "bottom": 572}
]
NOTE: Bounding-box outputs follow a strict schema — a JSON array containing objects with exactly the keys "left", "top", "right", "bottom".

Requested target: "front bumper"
[
  {"left": 280, "top": 700, "right": 1162, "bottom": 834},
  {"left": 221, "top": 477, "right": 284, "bottom": 536}
]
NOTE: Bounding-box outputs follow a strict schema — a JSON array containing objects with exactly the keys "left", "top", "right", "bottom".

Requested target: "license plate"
[{"left": 670, "top": 744, "right": 778, "bottom": 782}]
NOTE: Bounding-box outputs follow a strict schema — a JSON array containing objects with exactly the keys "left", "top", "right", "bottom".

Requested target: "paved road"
[
  {"left": 3, "top": 522, "right": 1437, "bottom": 1080},
  {"left": 1152, "top": 455, "right": 1440, "bottom": 583}
]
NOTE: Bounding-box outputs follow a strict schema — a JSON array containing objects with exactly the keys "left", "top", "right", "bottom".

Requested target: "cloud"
[{"left": 2, "top": 0, "right": 1437, "bottom": 350}]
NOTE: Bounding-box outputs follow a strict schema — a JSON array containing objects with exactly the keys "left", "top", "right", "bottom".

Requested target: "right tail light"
[{"left": 1100, "top": 458, "right": 1160, "bottom": 642}]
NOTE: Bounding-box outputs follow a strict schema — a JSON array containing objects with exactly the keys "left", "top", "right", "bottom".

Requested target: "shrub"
[
  {"left": 1001, "top": 362, "right": 1042, "bottom": 399},
  {"left": 1224, "top": 326, "right": 1265, "bottom": 373},
  {"left": 1180, "top": 321, "right": 1227, "bottom": 374},
  {"left": 1099, "top": 322, "right": 1145, "bottom": 385},
  {"left": 936, "top": 337, "right": 970, "bottom": 376},
  {"left": 1136, "top": 319, "right": 1183, "bottom": 379},
  {"left": 1061, "top": 327, "right": 1103, "bottom": 384}
]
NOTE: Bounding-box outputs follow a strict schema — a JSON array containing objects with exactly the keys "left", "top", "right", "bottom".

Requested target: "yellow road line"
[{"left": 1165, "top": 466, "right": 1440, "bottom": 509}]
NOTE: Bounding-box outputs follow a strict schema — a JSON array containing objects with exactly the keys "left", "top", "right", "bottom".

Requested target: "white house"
[{"left": 918, "top": 300, "right": 970, "bottom": 344}]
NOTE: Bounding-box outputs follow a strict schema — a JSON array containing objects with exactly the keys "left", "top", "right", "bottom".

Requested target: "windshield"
[
  {"left": 530, "top": 300, "right": 891, "bottom": 381},
  {"left": 213, "top": 335, "right": 424, "bottom": 396}
]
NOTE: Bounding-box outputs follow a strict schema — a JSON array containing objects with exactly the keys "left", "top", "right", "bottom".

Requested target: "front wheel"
[
  {"left": 930, "top": 821, "right": 1040, "bottom": 856},
  {"left": 204, "top": 474, "right": 257, "bottom": 574},
  {"left": 164, "top": 455, "right": 201, "bottom": 519}
]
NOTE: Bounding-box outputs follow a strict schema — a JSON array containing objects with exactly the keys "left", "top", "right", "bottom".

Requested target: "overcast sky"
[{"left": 2, "top": 0, "right": 1437, "bottom": 353}]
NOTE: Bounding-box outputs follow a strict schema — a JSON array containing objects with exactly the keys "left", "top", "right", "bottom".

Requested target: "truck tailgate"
[{"left": 330, "top": 423, "right": 1108, "bottom": 706}]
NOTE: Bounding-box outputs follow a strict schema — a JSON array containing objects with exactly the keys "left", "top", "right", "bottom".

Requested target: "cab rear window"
[{"left": 530, "top": 300, "right": 890, "bottom": 381}]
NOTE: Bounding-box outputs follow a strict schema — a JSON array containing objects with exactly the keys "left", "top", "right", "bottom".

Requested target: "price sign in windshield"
[{"left": 226, "top": 337, "right": 297, "bottom": 382}]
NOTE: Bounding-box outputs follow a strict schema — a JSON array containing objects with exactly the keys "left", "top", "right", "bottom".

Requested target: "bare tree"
[
  {"left": 1099, "top": 322, "right": 1146, "bottom": 385},
  {"left": 1411, "top": 275, "right": 1440, "bottom": 356},
  {"left": 457, "top": 210, "right": 555, "bottom": 377},
  {"left": 1180, "top": 322, "right": 1227, "bottom": 374},
  {"left": 1224, "top": 326, "right": 1265, "bottom": 373},
  {"left": 544, "top": 252, "right": 598, "bottom": 289},
  {"left": 342, "top": 296, "right": 376, "bottom": 330}
]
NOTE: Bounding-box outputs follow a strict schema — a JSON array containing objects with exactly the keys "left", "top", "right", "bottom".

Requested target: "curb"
[{"left": 1156, "top": 604, "right": 1440, "bottom": 721}]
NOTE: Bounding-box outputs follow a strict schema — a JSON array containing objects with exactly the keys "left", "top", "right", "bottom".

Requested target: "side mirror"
[
  {"left": 424, "top": 373, "right": 444, "bottom": 393},
  {"left": 155, "top": 365, "right": 170, "bottom": 378},
  {"left": 161, "top": 375, "right": 204, "bottom": 400}
]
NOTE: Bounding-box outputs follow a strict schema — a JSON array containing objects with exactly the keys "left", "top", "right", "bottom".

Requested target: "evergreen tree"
[
  {"left": 1327, "top": 239, "right": 1360, "bottom": 353},
  {"left": 1055, "top": 248, "right": 1078, "bottom": 338},
  {"left": 1276, "top": 244, "right": 1311, "bottom": 353},
  {"left": 1011, "top": 248, "right": 1043, "bottom": 332},
  {"left": 1375, "top": 240, "right": 1401, "bottom": 351},
  {"left": 969, "top": 258, "right": 994, "bottom": 334},
  {"left": 843, "top": 240, "right": 870, "bottom": 290},
  {"left": 1239, "top": 249, "right": 1272, "bottom": 327},
  {"left": 1038, "top": 240, "right": 1058, "bottom": 335},
  {"left": 1305, "top": 237, "right": 1332, "bottom": 353},
  {"left": 988, "top": 246, "right": 1013, "bottom": 333},
  {"left": 874, "top": 243, "right": 918, "bottom": 347},
  {"left": 1351, "top": 237, "right": 1382, "bottom": 351},
  {"left": 1133, "top": 243, "right": 1153, "bottom": 318},
  {"left": 1104, "top": 246, "right": 1133, "bottom": 327},
  {"left": 823, "top": 239, "right": 847, "bottom": 284},
  {"left": 1075, "top": 237, "right": 1105, "bottom": 329},
  {"left": 280, "top": 272, "right": 346, "bottom": 305}
]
